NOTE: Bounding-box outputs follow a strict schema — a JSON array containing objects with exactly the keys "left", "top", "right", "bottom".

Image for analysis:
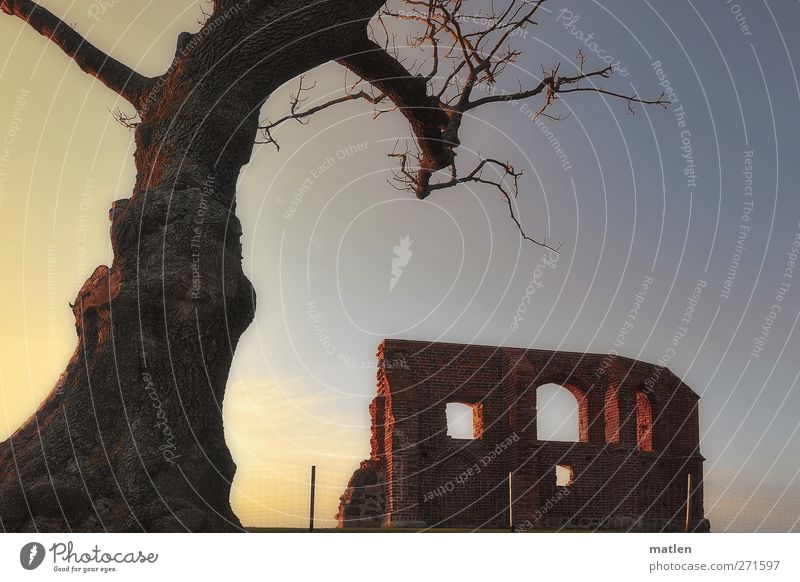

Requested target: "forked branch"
[
  {"left": 390, "top": 146, "right": 562, "bottom": 251},
  {"left": 259, "top": 75, "right": 388, "bottom": 149}
]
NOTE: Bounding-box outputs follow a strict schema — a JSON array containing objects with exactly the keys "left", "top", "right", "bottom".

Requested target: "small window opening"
[
  {"left": 556, "top": 464, "right": 574, "bottom": 487},
  {"left": 446, "top": 402, "right": 484, "bottom": 439}
]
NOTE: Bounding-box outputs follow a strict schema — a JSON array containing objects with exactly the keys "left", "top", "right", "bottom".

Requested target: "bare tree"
[{"left": 0, "top": 0, "right": 666, "bottom": 532}]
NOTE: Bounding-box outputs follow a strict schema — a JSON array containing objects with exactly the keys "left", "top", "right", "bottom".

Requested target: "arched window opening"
[
  {"left": 636, "top": 390, "right": 654, "bottom": 452},
  {"left": 536, "top": 384, "right": 587, "bottom": 442},
  {"left": 446, "top": 402, "right": 484, "bottom": 439},
  {"left": 604, "top": 386, "right": 620, "bottom": 443}
]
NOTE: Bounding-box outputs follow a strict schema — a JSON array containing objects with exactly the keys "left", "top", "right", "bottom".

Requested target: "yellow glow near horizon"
[{"left": 224, "top": 379, "right": 369, "bottom": 526}]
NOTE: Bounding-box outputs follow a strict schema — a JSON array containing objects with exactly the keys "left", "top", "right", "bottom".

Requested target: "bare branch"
[
  {"left": 1, "top": 0, "right": 150, "bottom": 107},
  {"left": 109, "top": 107, "right": 138, "bottom": 129},
  {"left": 390, "top": 152, "right": 562, "bottom": 251},
  {"left": 258, "top": 77, "right": 387, "bottom": 149},
  {"left": 466, "top": 63, "right": 668, "bottom": 111}
]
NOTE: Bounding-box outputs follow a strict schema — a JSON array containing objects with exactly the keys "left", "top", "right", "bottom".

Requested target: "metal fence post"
[
  {"left": 508, "top": 471, "right": 514, "bottom": 530},
  {"left": 309, "top": 465, "right": 317, "bottom": 532},
  {"left": 685, "top": 473, "right": 693, "bottom": 532}
]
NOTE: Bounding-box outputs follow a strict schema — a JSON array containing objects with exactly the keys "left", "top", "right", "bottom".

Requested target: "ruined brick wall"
[{"left": 338, "top": 339, "right": 707, "bottom": 531}]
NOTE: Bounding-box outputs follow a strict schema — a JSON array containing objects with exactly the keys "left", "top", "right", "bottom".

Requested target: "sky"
[{"left": 1, "top": 0, "right": 799, "bottom": 532}]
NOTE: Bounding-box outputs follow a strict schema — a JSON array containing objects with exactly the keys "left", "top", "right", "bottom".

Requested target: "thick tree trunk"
[
  {"left": 0, "top": 118, "right": 257, "bottom": 533},
  {"left": 0, "top": 197, "right": 254, "bottom": 532},
  {"left": 0, "top": 63, "right": 266, "bottom": 530}
]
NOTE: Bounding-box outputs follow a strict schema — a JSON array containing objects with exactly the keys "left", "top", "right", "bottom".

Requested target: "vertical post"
[
  {"left": 684, "top": 473, "right": 692, "bottom": 532},
  {"left": 309, "top": 465, "right": 317, "bottom": 533},
  {"left": 508, "top": 471, "right": 514, "bottom": 530}
]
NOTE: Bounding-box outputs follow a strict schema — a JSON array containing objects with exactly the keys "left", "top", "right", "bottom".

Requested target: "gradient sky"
[{"left": 1, "top": 0, "right": 799, "bottom": 531}]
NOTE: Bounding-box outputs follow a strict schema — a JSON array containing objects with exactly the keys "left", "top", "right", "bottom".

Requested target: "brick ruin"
[{"left": 336, "top": 339, "right": 709, "bottom": 531}]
